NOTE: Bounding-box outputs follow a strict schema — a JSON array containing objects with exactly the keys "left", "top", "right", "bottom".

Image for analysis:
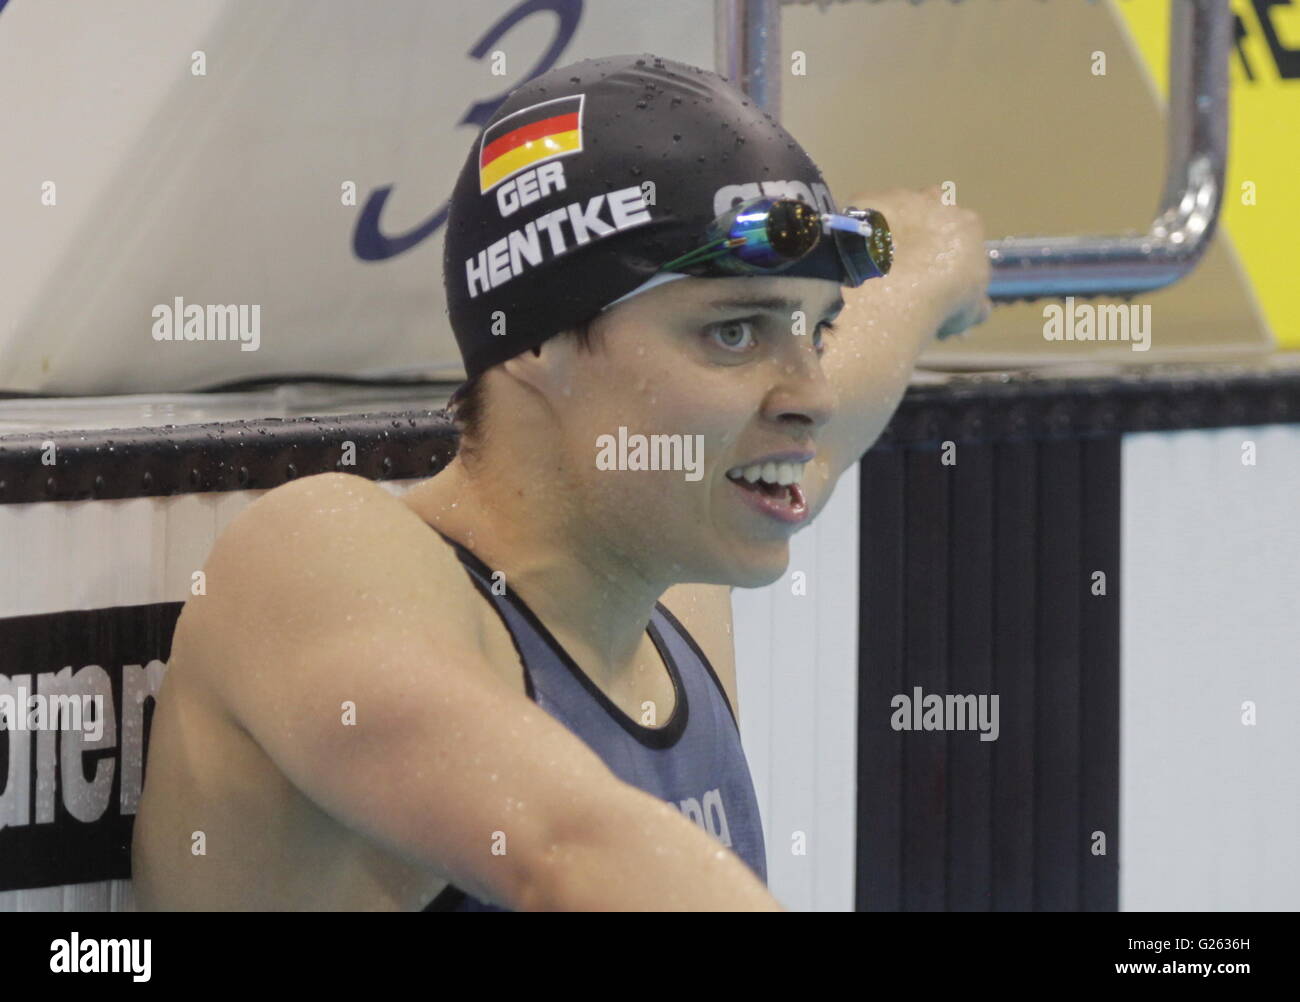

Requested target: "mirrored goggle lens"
[
  {"left": 720, "top": 197, "right": 822, "bottom": 271},
  {"left": 860, "top": 208, "right": 893, "bottom": 275},
  {"left": 827, "top": 208, "right": 893, "bottom": 284}
]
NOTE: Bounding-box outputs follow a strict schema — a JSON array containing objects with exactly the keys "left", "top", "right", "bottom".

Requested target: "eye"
[
  {"left": 813, "top": 320, "right": 837, "bottom": 354},
  {"left": 706, "top": 319, "right": 758, "bottom": 353}
]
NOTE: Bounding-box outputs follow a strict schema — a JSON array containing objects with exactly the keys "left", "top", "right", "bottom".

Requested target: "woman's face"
[{"left": 542, "top": 273, "right": 846, "bottom": 588}]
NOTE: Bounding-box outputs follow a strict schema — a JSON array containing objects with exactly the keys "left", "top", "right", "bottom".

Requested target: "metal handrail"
[{"left": 716, "top": 0, "right": 1231, "bottom": 301}]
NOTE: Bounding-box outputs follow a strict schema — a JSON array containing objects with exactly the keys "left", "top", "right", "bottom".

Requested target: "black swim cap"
[{"left": 443, "top": 52, "right": 848, "bottom": 383}]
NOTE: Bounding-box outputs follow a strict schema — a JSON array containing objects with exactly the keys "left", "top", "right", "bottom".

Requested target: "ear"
[{"left": 500, "top": 336, "right": 577, "bottom": 400}]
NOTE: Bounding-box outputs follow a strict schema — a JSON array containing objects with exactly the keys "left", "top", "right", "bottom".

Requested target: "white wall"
[
  {"left": 732, "top": 463, "right": 860, "bottom": 912},
  {"left": 1120, "top": 424, "right": 1300, "bottom": 910}
]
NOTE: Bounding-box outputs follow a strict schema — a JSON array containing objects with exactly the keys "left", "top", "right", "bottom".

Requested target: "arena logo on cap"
[
  {"left": 479, "top": 94, "right": 585, "bottom": 195},
  {"left": 712, "top": 179, "right": 836, "bottom": 216}
]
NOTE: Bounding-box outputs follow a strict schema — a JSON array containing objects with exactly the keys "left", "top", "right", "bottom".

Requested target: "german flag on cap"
[{"left": 478, "top": 94, "right": 584, "bottom": 195}]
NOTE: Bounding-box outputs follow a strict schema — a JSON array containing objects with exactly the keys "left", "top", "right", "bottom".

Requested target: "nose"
[{"left": 760, "top": 355, "right": 835, "bottom": 433}]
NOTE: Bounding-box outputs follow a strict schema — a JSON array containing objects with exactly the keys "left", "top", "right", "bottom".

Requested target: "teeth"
[{"left": 727, "top": 460, "right": 807, "bottom": 485}]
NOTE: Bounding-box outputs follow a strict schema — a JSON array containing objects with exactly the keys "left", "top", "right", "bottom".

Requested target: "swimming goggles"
[{"left": 659, "top": 195, "right": 893, "bottom": 286}]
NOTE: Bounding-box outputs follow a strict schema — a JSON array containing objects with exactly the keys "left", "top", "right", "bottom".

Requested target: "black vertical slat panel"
[
  {"left": 900, "top": 445, "right": 950, "bottom": 911},
  {"left": 946, "top": 440, "right": 996, "bottom": 910},
  {"left": 1080, "top": 436, "right": 1121, "bottom": 910},
  {"left": 1034, "top": 439, "right": 1083, "bottom": 909},
  {"left": 856, "top": 448, "right": 907, "bottom": 911},
  {"left": 858, "top": 420, "right": 1123, "bottom": 911},
  {"left": 990, "top": 439, "right": 1037, "bottom": 910}
]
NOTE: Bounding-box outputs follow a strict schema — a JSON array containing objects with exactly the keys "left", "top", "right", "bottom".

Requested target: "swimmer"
[{"left": 131, "top": 53, "right": 991, "bottom": 911}]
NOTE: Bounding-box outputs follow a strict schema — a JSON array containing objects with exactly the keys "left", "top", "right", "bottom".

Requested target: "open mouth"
[{"left": 725, "top": 461, "right": 809, "bottom": 523}]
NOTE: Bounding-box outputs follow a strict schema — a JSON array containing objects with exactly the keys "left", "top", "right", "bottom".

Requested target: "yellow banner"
[{"left": 1113, "top": 0, "right": 1300, "bottom": 348}]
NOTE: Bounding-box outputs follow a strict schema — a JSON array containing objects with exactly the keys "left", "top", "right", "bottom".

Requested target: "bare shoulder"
[
  {"left": 659, "top": 583, "right": 739, "bottom": 721},
  {"left": 176, "top": 472, "right": 481, "bottom": 693},
  {"left": 205, "top": 472, "right": 467, "bottom": 603}
]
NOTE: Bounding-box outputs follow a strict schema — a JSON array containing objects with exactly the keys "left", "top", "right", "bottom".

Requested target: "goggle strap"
[{"left": 660, "top": 236, "right": 745, "bottom": 272}]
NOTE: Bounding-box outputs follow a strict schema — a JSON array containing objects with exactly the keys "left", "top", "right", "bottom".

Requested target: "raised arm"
[{"left": 810, "top": 185, "right": 993, "bottom": 496}]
